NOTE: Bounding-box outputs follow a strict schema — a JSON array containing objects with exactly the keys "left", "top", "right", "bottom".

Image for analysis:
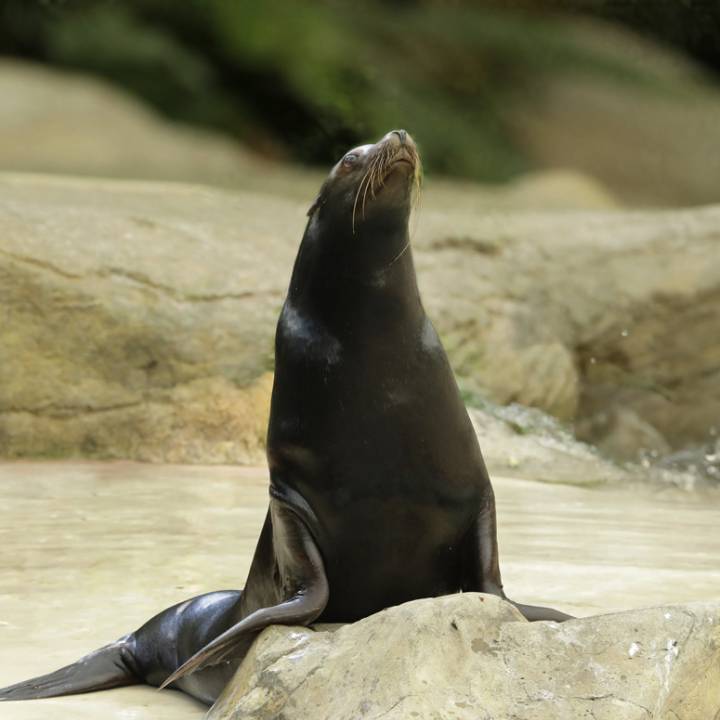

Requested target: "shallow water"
[{"left": 0, "top": 462, "right": 718, "bottom": 719}]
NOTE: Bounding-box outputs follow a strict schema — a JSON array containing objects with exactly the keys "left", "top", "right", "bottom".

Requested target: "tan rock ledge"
[
  {"left": 207, "top": 593, "right": 720, "bottom": 720},
  {"left": 2, "top": 172, "right": 720, "bottom": 468}
]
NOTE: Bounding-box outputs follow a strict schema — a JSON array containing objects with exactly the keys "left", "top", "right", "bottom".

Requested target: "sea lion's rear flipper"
[
  {"left": 160, "top": 499, "right": 328, "bottom": 688},
  {"left": 462, "top": 482, "right": 575, "bottom": 622},
  {"left": 0, "top": 636, "right": 139, "bottom": 702}
]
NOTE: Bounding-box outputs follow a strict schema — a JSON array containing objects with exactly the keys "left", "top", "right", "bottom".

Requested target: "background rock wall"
[{"left": 1, "top": 173, "right": 718, "bottom": 467}]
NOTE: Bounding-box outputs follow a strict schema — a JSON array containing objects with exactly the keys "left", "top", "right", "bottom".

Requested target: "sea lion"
[{"left": 0, "top": 129, "right": 571, "bottom": 707}]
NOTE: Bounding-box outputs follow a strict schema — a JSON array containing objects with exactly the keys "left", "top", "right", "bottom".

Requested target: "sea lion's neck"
[{"left": 286, "top": 224, "right": 424, "bottom": 335}]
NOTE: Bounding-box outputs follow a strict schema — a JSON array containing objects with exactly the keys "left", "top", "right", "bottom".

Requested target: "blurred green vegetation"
[
  {"left": 499, "top": 0, "right": 720, "bottom": 76},
  {"left": 0, "top": 0, "right": 714, "bottom": 181}
]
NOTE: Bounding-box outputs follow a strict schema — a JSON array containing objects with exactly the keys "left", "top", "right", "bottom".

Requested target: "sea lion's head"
[
  {"left": 307, "top": 129, "right": 421, "bottom": 241},
  {"left": 291, "top": 131, "right": 422, "bottom": 297}
]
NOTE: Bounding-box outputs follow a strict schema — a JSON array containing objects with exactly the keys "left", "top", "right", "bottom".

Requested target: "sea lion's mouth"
[
  {"left": 388, "top": 153, "right": 415, "bottom": 173},
  {"left": 387, "top": 142, "right": 417, "bottom": 171}
]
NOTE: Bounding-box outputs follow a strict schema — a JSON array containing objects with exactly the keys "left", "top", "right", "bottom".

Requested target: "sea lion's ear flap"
[
  {"left": 307, "top": 179, "right": 330, "bottom": 217},
  {"left": 307, "top": 195, "right": 322, "bottom": 217}
]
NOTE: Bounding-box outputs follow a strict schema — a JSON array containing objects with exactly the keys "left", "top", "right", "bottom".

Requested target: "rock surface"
[
  {"left": 469, "top": 404, "right": 628, "bottom": 485},
  {"left": 0, "top": 59, "right": 268, "bottom": 189},
  {"left": 575, "top": 408, "right": 672, "bottom": 464},
  {"left": 503, "top": 18, "right": 720, "bottom": 206},
  {"left": 417, "top": 205, "right": 720, "bottom": 454},
  {"left": 1, "top": 172, "right": 718, "bottom": 465},
  {"left": 0, "top": 174, "right": 290, "bottom": 463},
  {"left": 208, "top": 593, "right": 720, "bottom": 720}
]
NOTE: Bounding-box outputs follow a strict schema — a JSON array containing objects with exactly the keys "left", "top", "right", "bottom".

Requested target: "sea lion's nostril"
[{"left": 392, "top": 129, "right": 407, "bottom": 145}]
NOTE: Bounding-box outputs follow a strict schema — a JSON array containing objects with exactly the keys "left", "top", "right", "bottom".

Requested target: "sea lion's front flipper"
[
  {"left": 463, "top": 482, "right": 574, "bottom": 622},
  {"left": 464, "top": 482, "right": 505, "bottom": 598},
  {"left": 160, "top": 499, "right": 328, "bottom": 688}
]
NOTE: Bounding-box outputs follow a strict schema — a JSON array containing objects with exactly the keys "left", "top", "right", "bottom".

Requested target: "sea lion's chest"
[
  {"left": 268, "top": 308, "right": 485, "bottom": 620},
  {"left": 270, "top": 308, "right": 481, "bottom": 500}
]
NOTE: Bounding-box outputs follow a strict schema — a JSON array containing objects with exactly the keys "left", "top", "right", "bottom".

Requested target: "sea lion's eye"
[{"left": 342, "top": 153, "right": 359, "bottom": 167}]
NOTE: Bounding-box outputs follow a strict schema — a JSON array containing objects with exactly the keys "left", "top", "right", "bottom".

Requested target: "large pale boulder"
[
  {"left": 469, "top": 405, "right": 628, "bottom": 485},
  {"left": 416, "top": 205, "right": 720, "bottom": 452},
  {"left": 0, "top": 60, "right": 265, "bottom": 189},
  {"left": 0, "top": 172, "right": 718, "bottom": 464},
  {"left": 208, "top": 593, "right": 720, "bottom": 720},
  {"left": 505, "top": 18, "right": 720, "bottom": 206},
  {"left": 0, "top": 174, "right": 293, "bottom": 463}
]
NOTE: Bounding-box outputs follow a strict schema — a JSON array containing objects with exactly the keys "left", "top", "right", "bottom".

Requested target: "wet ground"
[{"left": 1, "top": 461, "right": 718, "bottom": 719}]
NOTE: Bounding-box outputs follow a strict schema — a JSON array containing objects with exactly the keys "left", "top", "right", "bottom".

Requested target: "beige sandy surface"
[{"left": 0, "top": 462, "right": 718, "bottom": 719}]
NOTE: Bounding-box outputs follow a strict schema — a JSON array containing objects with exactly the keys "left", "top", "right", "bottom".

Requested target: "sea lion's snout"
[
  {"left": 342, "top": 129, "right": 420, "bottom": 230},
  {"left": 375, "top": 129, "right": 419, "bottom": 180},
  {"left": 382, "top": 129, "right": 416, "bottom": 165},
  {"left": 307, "top": 130, "right": 421, "bottom": 227},
  {"left": 389, "top": 129, "right": 408, "bottom": 145}
]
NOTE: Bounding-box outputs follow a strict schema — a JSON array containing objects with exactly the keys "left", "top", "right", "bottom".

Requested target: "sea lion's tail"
[{"left": 0, "top": 635, "right": 139, "bottom": 701}]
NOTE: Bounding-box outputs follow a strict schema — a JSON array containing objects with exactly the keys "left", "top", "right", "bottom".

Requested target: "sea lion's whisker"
[
  {"left": 361, "top": 164, "right": 375, "bottom": 217},
  {"left": 361, "top": 179, "right": 371, "bottom": 219},
  {"left": 412, "top": 158, "right": 423, "bottom": 212},
  {"left": 384, "top": 239, "right": 411, "bottom": 270},
  {"left": 355, "top": 141, "right": 421, "bottom": 234},
  {"left": 353, "top": 172, "right": 371, "bottom": 234}
]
